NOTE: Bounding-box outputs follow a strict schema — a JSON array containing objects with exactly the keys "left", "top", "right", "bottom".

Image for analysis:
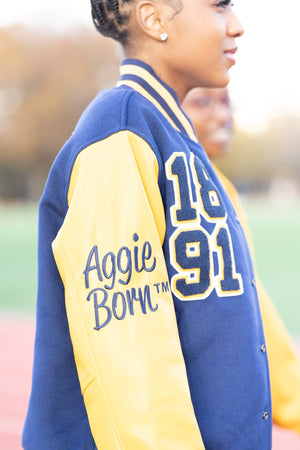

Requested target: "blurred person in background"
[
  {"left": 183, "top": 87, "right": 233, "bottom": 159},
  {"left": 182, "top": 87, "right": 300, "bottom": 436}
]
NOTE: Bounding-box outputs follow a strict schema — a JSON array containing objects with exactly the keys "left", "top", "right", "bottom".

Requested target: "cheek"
[{"left": 205, "top": 20, "right": 227, "bottom": 52}]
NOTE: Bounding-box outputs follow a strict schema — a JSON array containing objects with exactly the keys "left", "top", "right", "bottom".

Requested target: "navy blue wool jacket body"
[{"left": 23, "top": 59, "right": 272, "bottom": 449}]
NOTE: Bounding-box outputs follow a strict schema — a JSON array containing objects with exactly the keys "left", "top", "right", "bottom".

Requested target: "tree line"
[{"left": 0, "top": 25, "right": 299, "bottom": 201}]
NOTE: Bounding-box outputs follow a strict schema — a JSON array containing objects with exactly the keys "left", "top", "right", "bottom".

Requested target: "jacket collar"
[{"left": 117, "top": 58, "right": 198, "bottom": 143}]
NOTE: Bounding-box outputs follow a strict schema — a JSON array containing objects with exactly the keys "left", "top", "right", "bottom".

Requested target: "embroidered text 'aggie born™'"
[{"left": 83, "top": 233, "right": 169, "bottom": 330}]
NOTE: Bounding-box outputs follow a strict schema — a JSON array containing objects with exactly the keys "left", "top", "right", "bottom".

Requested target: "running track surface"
[{"left": 1, "top": 314, "right": 300, "bottom": 449}]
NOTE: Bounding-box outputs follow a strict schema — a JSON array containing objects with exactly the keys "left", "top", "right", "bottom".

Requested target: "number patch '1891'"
[{"left": 166, "top": 152, "right": 243, "bottom": 301}]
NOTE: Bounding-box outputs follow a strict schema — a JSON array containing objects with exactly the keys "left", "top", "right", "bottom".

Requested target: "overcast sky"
[{"left": 1, "top": 0, "right": 300, "bottom": 132}]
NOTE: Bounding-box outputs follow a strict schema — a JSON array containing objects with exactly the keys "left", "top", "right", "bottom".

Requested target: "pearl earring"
[{"left": 160, "top": 32, "right": 168, "bottom": 42}]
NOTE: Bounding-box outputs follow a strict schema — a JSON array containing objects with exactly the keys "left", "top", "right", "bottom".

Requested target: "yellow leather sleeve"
[
  {"left": 52, "top": 130, "right": 204, "bottom": 449},
  {"left": 214, "top": 165, "right": 300, "bottom": 434}
]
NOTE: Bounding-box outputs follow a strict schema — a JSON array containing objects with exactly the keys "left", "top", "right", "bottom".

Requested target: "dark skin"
[
  {"left": 182, "top": 87, "right": 233, "bottom": 158},
  {"left": 122, "top": 0, "right": 244, "bottom": 102}
]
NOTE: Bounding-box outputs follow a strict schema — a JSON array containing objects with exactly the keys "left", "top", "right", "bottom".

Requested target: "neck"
[{"left": 124, "top": 50, "right": 190, "bottom": 103}]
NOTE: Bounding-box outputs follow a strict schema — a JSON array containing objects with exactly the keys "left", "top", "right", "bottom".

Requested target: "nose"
[{"left": 227, "top": 10, "right": 244, "bottom": 39}]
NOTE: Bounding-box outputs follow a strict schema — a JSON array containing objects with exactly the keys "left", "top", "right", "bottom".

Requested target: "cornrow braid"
[{"left": 91, "top": 0, "right": 132, "bottom": 45}]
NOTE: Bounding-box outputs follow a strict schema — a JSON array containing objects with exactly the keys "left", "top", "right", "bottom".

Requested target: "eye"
[
  {"left": 194, "top": 97, "right": 212, "bottom": 107},
  {"left": 215, "top": 0, "right": 233, "bottom": 9}
]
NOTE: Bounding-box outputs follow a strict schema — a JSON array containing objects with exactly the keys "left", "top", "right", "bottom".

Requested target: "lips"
[{"left": 224, "top": 47, "right": 238, "bottom": 64}]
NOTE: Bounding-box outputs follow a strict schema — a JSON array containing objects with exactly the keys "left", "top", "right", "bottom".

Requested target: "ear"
[{"left": 135, "top": 0, "right": 166, "bottom": 41}]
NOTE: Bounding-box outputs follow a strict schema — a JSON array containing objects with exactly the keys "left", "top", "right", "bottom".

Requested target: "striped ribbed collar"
[{"left": 117, "top": 58, "right": 198, "bottom": 143}]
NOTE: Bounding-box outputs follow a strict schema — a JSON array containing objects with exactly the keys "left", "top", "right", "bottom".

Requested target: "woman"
[{"left": 23, "top": 1, "right": 272, "bottom": 449}]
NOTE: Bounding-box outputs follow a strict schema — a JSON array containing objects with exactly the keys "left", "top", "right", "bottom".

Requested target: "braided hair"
[{"left": 91, "top": 0, "right": 132, "bottom": 45}]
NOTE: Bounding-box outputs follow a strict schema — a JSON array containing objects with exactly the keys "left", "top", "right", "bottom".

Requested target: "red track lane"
[{"left": 0, "top": 314, "right": 299, "bottom": 449}]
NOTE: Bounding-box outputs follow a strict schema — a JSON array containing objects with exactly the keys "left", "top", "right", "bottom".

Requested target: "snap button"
[
  {"left": 263, "top": 411, "right": 269, "bottom": 421},
  {"left": 260, "top": 344, "right": 266, "bottom": 353},
  {"left": 252, "top": 278, "right": 256, "bottom": 287},
  {"left": 235, "top": 216, "right": 240, "bottom": 223}
]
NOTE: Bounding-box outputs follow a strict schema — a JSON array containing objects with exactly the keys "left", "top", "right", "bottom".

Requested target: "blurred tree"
[
  {"left": 263, "top": 114, "right": 300, "bottom": 172},
  {"left": 0, "top": 25, "right": 120, "bottom": 200},
  {"left": 217, "top": 115, "right": 300, "bottom": 195},
  {"left": 0, "top": 25, "right": 300, "bottom": 200}
]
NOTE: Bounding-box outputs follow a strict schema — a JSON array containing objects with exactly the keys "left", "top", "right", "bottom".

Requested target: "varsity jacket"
[{"left": 22, "top": 59, "right": 272, "bottom": 449}]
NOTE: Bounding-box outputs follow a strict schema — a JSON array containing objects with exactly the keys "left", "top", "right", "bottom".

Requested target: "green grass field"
[
  {"left": 245, "top": 197, "right": 300, "bottom": 337},
  {"left": 0, "top": 200, "right": 299, "bottom": 336},
  {"left": 0, "top": 203, "right": 38, "bottom": 314}
]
